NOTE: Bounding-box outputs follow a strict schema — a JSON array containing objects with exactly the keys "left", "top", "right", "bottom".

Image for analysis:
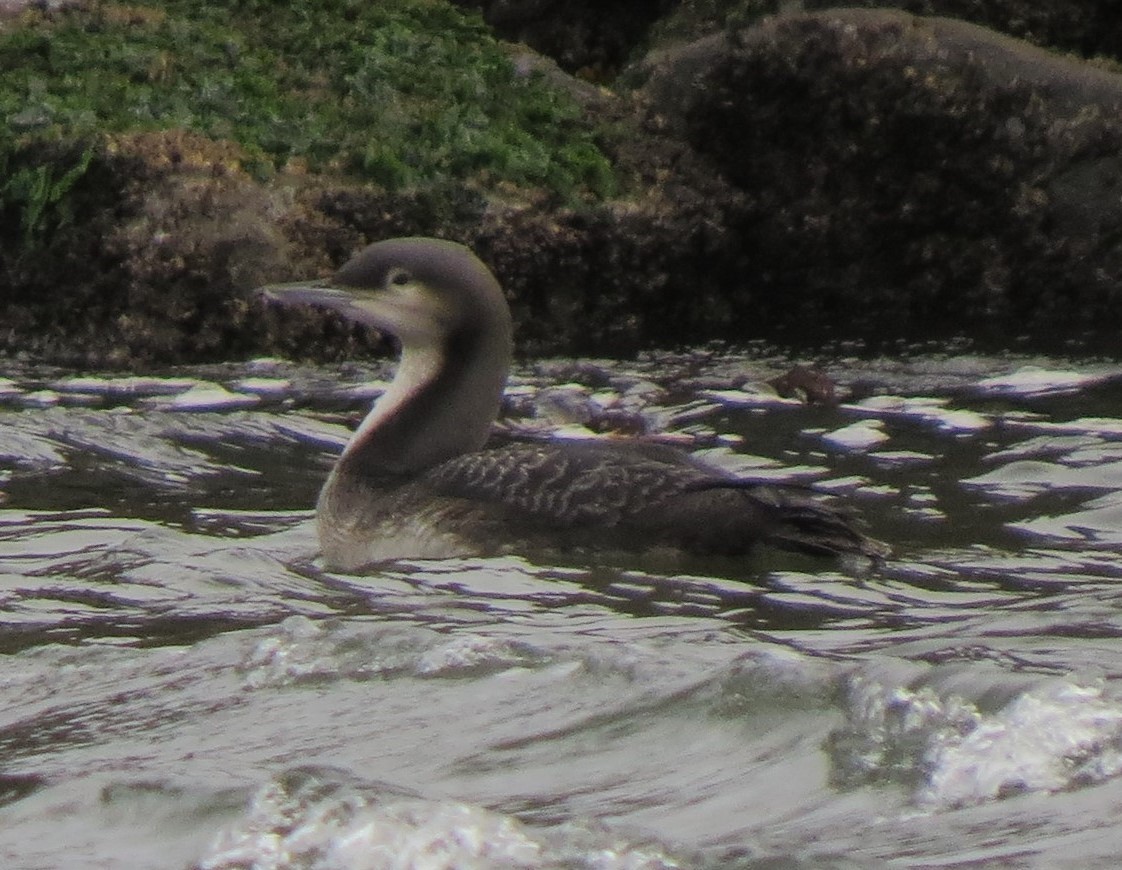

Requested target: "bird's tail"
[
  {"left": 757, "top": 486, "right": 889, "bottom": 561},
  {"left": 688, "top": 480, "right": 890, "bottom": 562}
]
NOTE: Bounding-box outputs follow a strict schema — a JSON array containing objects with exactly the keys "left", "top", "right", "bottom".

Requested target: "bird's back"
[{"left": 316, "top": 439, "right": 887, "bottom": 569}]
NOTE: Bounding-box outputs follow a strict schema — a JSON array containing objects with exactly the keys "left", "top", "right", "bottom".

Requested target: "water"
[{"left": 2, "top": 352, "right": 1122, "bottom": 868}]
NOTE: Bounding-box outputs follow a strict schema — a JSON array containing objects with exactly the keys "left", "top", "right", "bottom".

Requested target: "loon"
[{"left": 260, "top": 237, "right": 888, "bottom": 572}]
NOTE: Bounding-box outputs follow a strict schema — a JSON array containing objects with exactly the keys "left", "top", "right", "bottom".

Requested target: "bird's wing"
[
  {"left": 418, "top": 440, "right": 708, "bottom": 527},
  {"left": 418, "top": 440, "right": 888, "bottom": 560}
]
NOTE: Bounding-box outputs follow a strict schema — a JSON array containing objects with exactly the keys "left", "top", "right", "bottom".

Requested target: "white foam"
[
  {"left": 198, "top": 770, "right": 684, "bottom": 870},
  {"left": 834, "top": 669, "right": 1122, "bottom": 810},
  {"left": 919, "top": 681, "right": 1122, "bottom": 808}
]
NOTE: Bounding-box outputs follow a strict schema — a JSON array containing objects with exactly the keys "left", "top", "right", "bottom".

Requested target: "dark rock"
[
  {"left": 769, "top": 366, "right": 837, "bottom": 406},
  {"left": 647, "top": 2, "right": 1122, "bottom": 66},
  {"left": 472, "top": 191, "right": 749, "bottom": 356},
  {"left": 0, "top": 131, "right": 382, "bottom": 366},
  {"left": 451, "top": 0, "right": 677, "bottom": 77},
  {"left": 638, "top": 9, "right": 1122, "bottom": 347},
  {"left": 7, "top": 5, "right": 1122, "bottom": 364},
  {"left": 802, "top": 0, "right": 1122, "bottom": 61}
]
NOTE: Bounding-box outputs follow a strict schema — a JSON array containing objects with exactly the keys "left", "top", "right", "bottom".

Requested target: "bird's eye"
[{"left": 388, "top": 269, "right": 412, "bottom": 287}]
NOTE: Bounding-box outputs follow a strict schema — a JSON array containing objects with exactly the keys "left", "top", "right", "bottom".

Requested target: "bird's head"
[{"left": 259, "top": 237, "right": 511, "bottom": 350}]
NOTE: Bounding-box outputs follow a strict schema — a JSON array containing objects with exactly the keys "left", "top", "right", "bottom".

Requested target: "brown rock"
[{"left": 637, "top": 9, "right": 1122, "bottom": 347}]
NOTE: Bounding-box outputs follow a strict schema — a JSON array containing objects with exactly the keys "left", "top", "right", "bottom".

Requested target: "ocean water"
[{"left": 2, "top": 351, "right": 1122, "bottom": 868}]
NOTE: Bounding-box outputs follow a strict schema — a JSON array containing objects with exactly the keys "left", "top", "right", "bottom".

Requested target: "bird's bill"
[{"left": 257, "top": 281, "right": 386, "bottom": 330}]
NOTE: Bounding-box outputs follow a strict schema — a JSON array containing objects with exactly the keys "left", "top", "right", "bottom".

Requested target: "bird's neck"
[{"left": 339, "top": 327, "right": 510, "bottom": 477}]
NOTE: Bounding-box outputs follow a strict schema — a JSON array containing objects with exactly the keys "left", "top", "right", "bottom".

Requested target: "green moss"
[
  {"left": 0, "top": 136, "right": 95, "bottom": 248},
  {"left": 0, "top": 0, "right": 617, "bottom": 197}
]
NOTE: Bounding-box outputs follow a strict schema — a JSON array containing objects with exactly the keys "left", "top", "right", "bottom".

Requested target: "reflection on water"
[{"left": 1, "top": 354, "right": 1122, "bottom": 867}]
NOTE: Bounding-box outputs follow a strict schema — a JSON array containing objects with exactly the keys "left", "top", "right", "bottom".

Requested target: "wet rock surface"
[
  {"left": 3, "top": 2, "right": 1122, "bottom": 364},
  {"left": 639, "top": 9, "right": 1122, "bottom": 347}
]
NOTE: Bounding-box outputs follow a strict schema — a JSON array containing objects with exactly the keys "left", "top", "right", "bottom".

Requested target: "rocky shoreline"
[{"left": 2, "top": 0, "right": 1121, "bottom": 366}]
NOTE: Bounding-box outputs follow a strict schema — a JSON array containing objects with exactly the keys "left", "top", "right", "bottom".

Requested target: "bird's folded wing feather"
[{"left": 418, "top": 441, "right": 711, "bottom": 527}]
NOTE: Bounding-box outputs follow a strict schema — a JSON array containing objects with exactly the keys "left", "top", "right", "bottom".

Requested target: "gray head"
[
  {"left": 261, "top": 237, "right": 514, "bottom": 474},
  {"left": 260, "top": 237, "right": 512, "bottom": 351}
]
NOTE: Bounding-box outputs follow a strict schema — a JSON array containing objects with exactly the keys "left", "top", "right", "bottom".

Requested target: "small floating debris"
[
  {"left": 143, "top": 382, "right": 260, "bottom": 411},
  {"left": 821, "top": 420, "right": 890, "bottom": 450},
  {"left": 971, "top": 366, "right": 1115, "bottom": 398}
]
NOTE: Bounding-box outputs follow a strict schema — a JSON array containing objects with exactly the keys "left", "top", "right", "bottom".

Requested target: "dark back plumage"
[{"left": 419, "top": 440, "right": 887, "bottom": 560}]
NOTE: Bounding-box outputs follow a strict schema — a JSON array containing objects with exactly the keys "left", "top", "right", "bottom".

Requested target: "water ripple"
[{"left": 2, "top": 354, "right": 1122, "bottom": 867}]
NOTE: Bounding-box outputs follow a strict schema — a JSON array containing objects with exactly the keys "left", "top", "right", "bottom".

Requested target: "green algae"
[
  {"left": 0, "top": 0, "right": 617, "bottom": 201},
  {"left": 0, "top": 139, "right": 94, "bottom": 247}
]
